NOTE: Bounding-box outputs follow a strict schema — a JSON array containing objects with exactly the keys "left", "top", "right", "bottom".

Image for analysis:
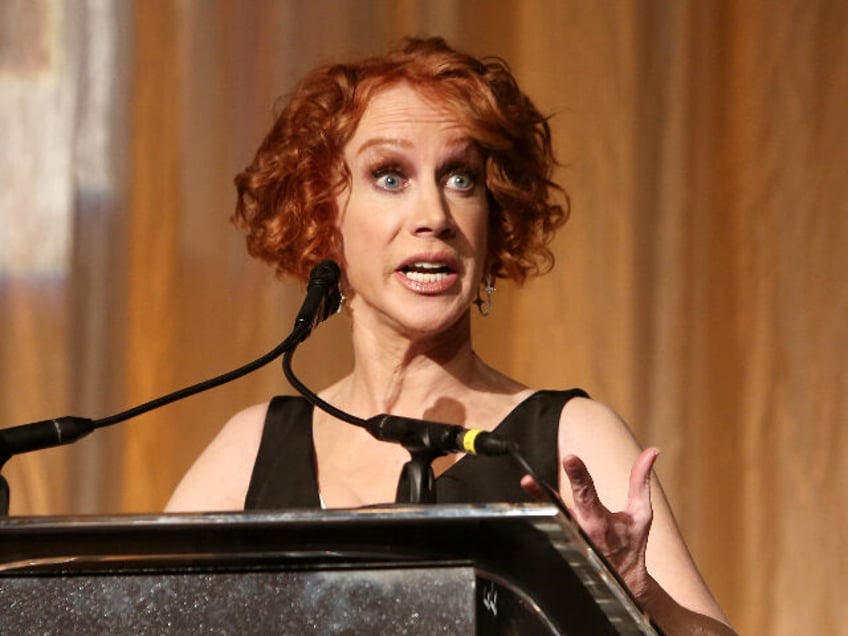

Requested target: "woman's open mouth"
[
  {"left": 400, "top": 261, "right": 455, "bottom": 283},
  {"left": 396, "top": 257, "right": 460, "bottom": 293}
]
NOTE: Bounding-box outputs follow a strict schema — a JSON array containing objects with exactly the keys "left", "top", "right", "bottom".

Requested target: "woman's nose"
[{"left": 409, "top": 184, "right": 456, "bottom": 239}]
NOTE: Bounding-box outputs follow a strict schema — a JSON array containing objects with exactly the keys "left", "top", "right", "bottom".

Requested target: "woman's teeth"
[
  {"left": 402, "top": 262, "right": 452, "bottom": 283},
  {"left": 404, "top": 270, "right": 449, "bottom": 283}
]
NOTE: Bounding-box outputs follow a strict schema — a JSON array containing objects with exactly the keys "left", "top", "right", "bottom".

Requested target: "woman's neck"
[
  {"left": 352, "top": 316, "right": 476, "bottom": 412},
  {"left": 320, "top": 308, "right": 529, "bottom": 428}
]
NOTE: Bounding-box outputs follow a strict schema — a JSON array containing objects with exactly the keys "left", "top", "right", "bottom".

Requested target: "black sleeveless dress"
[{"left": 244, "top": 389, "right": 588, "bottom": 510}]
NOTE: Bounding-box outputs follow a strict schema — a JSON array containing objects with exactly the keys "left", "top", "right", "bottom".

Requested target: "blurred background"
[{"left": 1, "top": 1, "right": 846, "bottom": 633}]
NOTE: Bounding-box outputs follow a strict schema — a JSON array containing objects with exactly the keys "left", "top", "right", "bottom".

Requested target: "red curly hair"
[{"left": 233, "top": 37, "right": 569, "bottom": 285}]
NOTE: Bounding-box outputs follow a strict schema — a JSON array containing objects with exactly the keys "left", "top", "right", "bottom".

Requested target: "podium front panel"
[{"left": 1, "top": 567, "right": 476, "bottom": 634}]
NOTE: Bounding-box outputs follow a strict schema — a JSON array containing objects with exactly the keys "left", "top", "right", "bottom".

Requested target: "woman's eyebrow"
[
  {"left": 356, "top": 135, "right": 477, "bottom": 157},
  {"left": 355, "top": 137, "right": 413, "bottom": 156}
]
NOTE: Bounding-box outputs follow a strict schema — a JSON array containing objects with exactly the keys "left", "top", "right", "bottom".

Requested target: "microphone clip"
[
  {"left": 364, "top": 415, "right": 450, "bottom": 505},
  {"left": 365, "top": 414, "right": 463, "bottom": 456}
]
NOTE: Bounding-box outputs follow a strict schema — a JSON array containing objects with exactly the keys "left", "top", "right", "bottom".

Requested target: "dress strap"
[{"left": 244, "top": 396, "right": 320, "bottom": 509}]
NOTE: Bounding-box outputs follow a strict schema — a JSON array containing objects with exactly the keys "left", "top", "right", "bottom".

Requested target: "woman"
[{"left": 167, "top": 37, "right": 735, "bottom": 634}]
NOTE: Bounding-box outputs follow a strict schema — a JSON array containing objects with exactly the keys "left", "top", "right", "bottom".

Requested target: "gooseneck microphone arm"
[
  {"left": 0, "top": 260, "right": 343, "bottom": 515},
  {"left": 0, "top": 331, "right": 300, "bottom": 467}
]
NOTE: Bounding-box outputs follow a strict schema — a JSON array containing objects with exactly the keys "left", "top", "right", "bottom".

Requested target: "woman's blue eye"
[
  {"left": 374, "top": 170, "right": 405, "bottom": 191},
  {"left": 446, "top": 172, "right": 475, "bottom": 192}
]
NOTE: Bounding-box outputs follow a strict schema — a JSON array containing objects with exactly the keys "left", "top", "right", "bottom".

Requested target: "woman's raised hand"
[
  {"left": 521, "top": 446, "right": 660, "bottom": 601},
  {"left": 563, "top": 447, "right": 659, "bottom": 599}
]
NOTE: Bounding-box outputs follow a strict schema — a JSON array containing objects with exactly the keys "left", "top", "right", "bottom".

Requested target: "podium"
[{"left": 0, "top": 503, "right": 658, "bottom": 634}]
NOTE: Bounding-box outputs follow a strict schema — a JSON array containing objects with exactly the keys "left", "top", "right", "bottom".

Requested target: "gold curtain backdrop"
[{"left": 1, "top": 1, "right": 846, "bottom": 633}]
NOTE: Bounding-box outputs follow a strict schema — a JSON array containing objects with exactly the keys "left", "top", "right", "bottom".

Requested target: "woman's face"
[{"left": 337, "top": 83, "right": 489, "bottom": 339}]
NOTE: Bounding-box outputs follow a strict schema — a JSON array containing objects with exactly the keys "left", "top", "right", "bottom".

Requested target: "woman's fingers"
[
  {"left": 519, "top": 474, "right": 545, "bottom": 501},
  {"left": 522, "top": 447, "right": 660, "bottom": 531},
  {"left": 562, "top": 454, "right": 609, "bottom": 523},
  {"left": 627, "top": 447, "right": 659, "bottom": 524}
]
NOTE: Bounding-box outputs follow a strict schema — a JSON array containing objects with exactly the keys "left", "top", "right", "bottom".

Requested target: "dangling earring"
[{"left": 474, "top": 277, "right": 495, "bottom": 316}]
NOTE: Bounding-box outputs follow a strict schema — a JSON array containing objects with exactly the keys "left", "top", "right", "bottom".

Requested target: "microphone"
[
  {"left": 364, "top": 414, "right": 514, "bottom": 456},
  {"left": 293, "top": 259, "right": 342, "bottom": 342},
  {"left": 0, "top": 417, "right": 94, "bottom": 464}
]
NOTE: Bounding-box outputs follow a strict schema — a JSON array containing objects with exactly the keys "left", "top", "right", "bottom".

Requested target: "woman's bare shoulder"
[
  {"left": 557, "top": 396, "right": 639, "bottom": 445},
  {"left": 164, "top": 401, "right": 270, "bottom": 513}
]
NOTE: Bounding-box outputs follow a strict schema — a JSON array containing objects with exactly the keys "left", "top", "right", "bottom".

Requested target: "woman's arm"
[
  {"left": 164, "top": 403, "right": 267, "bottom": 512},
  {"left": 526, "top": 397, "right": 736, "bottom": 635}
]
